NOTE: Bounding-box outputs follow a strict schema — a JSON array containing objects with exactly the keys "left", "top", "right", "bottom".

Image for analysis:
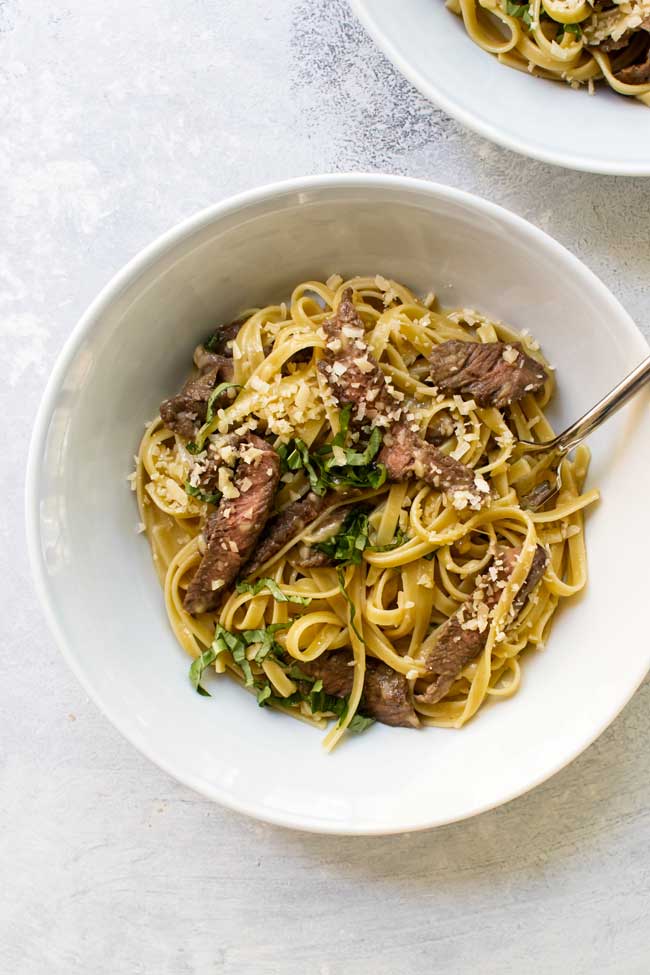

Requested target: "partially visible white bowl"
[
  {"left": 27, "top": 174, "right": 650, "bottom": 834},
  {"left": 351, "top": 0, "right": 650, "bottom": 175}
]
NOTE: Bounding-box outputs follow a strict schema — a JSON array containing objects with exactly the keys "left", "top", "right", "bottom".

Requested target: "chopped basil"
[
  {"left": 232, "top": 644, "right": 254, "bottom": 686},
  {"left": 277, "top": 406, "right": 387, "bottom": 495},
  {"left": 505, "top": 0, "right": 534, "bottom": 26},
  {"left": 314, "top": 508, "right": 371, "bottom": 566},
  {"left": 205, "top": 382, "right": 240, "bottom": 424},
  {"left": 370, "top": 527, "right": 409, "bottom": 552},
  {"left": 186, "top": 382, "right": 241, "bottom": 455},
  {"left": 556, "top": 22, "right": 581, "bottom": 40},
  {"left": 336, "top": 567, "right": 364, "bottom": 645},
  {"left": 189, "top": 648, "right": 217, "bottom": 694},
  {"left": 188, "top": 639, "right": 226, "bottom": 696},
  {"left": 309, "top": 684, "right": 347, "bottom": 719},
  {"left": 254, "top": 661, "right": 374, "bottom": 734},
  {"left": 347, "top": 713, "right": 375, "bottom": 733},
  {"left": 286, "top": 664, "right": 317, "bottom": 682},
  {"left": 190, "top": 621, "right": 289, "bottom": 693},
  {"left": 236, "top": 577, "right": 312, "bottom": 606},
  {"left": 242, "top": 622, "right": 290, "bottom": 665},
  {"left": 184, "top": 481, "right": 221, "bottom": 505}
]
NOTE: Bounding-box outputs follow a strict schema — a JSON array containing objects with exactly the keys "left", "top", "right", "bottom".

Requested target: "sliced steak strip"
[
  {"left": 415, "top": 544, "right": 548, "bottom": 705},
  {"left": 203, "top": 318, "right": 244, "bottom": 357},
  {"left": 318, "top": 288, "right": 395, "bottom": 424},
  {"left": 293, "top": 546, "right": 334, "bottom": 569},
  {"left": 378, "top": 423, "right": 488, "bottom": 506},
  {"left": 183, "top": 435, "right": 280, "bottom": 615},
  {"left": 301, "top": 651, "right": 420, "bottom": 729},
  {"left": 193, "top": 345, "right": 232, "bottom": 373},
  {"left": 160, "top": 356, "right": 235, "bottom": 439},
  {"left": 319, "top": 289, "right": 488, "bottom": 506},
  {"left": 362, "top": 660, "right": 421, "bottom": 729},
  {"left": 428, "top": 340, "right": 547, "bottom": 408},
  {"left": 596, "top": 31, "right": 632, "bottom": 53},
  {"left": 616, "top": 44, "right": 650, "bottom": 85},
  {"left": 243, "top": 490, "right": 337, "bottom": 578}
]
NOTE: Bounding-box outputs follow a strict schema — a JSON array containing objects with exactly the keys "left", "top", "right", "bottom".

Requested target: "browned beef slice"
[
  {"left": 378, "top": 422, "right": 486, "bottom": 500},
  {"left": 183, "top": 435, "right": 280, "bottom": 615},
  {"left": 362, "top": 660, "right": 420, "bottom": 728},
  {"left": 193, "top": 346, "right": 234, "bottom": 373},
  {"left": 415, "top": 544, "right": 548, "bottom": 705},
  {"left": 243, "top": 490, "right": 336, "bottom": 578},
  {"left": 293, "top": 546, "right": 334, "bottom": 569},
  {"left": 319, "top": 289, "right": 486, "bottom": 504},
  {"left": 301, "top": 651, "right": 420, "bottom": 729},
  {"left": 428, "top": 340, "right": 547, "bottom": 408},
  {"left": 318, "top": 288, "right": 394, "bottom": 422},
  {"left": 160, "top": 356, "right": 235, "bottom": 439},
  {"left": 301, "top": 650, "right": 355, "bottom": 697},
  {"left": 511, "top": 544, "right": 548, "bottom": 613},
  {"left": 203, "top": 319, "right": 244, "bottom": 357},
  {"left": 599, "top": 18, "right": 650, "bottom": 56},
  {"left": 616, "top": 43, "right": 650, "bottom": 85},
  {"left": 596, "top": 31, "right": 632, "bottom": 53}
]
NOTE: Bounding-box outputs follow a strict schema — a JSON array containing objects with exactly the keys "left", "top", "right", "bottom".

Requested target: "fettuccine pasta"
[
  {"left": 132, "top": 275, "right": 598, "bottom": 750},
  {"left": 447, "top": 0, "right": 650, "bottom": 102}
]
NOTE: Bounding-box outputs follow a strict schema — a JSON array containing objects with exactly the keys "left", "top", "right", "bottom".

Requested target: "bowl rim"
[
  {"left": 350, "top": 0, "right": 650, "bottom": 177},
  {"left": 26, "top": 172, "right": 650, "bottom": 834}
]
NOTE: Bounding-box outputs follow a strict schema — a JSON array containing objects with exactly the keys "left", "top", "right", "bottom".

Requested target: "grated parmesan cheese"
[{"left": 218, "top": 467, "right": 240, "bottom": 499}]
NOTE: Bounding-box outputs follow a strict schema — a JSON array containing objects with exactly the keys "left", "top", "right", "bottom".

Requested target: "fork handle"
[{"left": 553, "top": 354, "right": 650, "bottom": 453}]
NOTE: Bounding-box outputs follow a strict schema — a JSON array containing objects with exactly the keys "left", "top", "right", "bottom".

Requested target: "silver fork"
[{"left": 517, "top": 354, "right": 650, "bottom": 509}]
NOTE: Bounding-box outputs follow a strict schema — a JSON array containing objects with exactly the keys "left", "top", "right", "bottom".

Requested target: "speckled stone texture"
[{"left": 2, "top": 1, "right": 649, "bottom": 973}]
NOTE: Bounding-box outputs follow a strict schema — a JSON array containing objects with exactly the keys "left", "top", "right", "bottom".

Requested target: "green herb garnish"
[
  {"left": 277, "top": 405, "right": 387, "bottom": 496},
  {"left": 314, "top": 508, "right": 371, "bottom": 566},
  {"left": 370, "top": 527, "right": 410, "bottom": 552},
  {"left": 185, "top": 382, "right": 241, "bottom": 454},
  {"left": 505, "top": 0, "right": 534, "bottom": 26},
  {"left": 236, "top": 577, "right": 312, "bottom": 606},
  {"left": 556, "top": 22, "right": 581, "bottom": 40},
  {"left": 188, "top": 639, "right": 227, "bottom": 696},
  {"left": 336, "top": 567, "right": 364, "bottom": 645},
  {"left": 184, "top": 481, "right": 221, "bottom": 505},
  {"left": 189, "top": 621, "right": 289, "bottom": 694},
  {"left": 347, "top": 713, "right": 375, "bottom": 733},
  {"left": 241, "top": 622, "right": 291, "bottom": 664},
  {"left": 253, "top": 658, "right": 375, "bottom": 733},
  {"left": 205, "top": 382, "right": 240, "bottom": 424}
]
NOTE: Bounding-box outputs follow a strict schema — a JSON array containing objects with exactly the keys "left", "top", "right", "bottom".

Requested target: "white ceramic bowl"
[
  {"left": 351, "top": 0, "right": 650, "bottom": 175},
  {"left": 27, "top": 174, "right": 650, "bottom": 834}
]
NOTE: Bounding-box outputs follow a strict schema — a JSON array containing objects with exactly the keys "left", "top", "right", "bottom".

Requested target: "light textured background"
[{"left": 2, "top": 1, "right": 650, "bottom": 972}]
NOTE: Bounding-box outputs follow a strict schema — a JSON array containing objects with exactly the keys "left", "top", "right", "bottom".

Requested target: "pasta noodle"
[
  {"left": 133, "top": 275, "right": 598, "bottom": 749},
  {"left": 447, "top": 0, "right": 650, "bottom": 102}
]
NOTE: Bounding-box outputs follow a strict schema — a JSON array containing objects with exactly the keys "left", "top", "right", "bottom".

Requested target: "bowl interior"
[
  {"left": 29, "top": 177, "right": 650, "bottom": 833},
  {"left": 352, "top": 0, "right": 650, "bottom": 175}
]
